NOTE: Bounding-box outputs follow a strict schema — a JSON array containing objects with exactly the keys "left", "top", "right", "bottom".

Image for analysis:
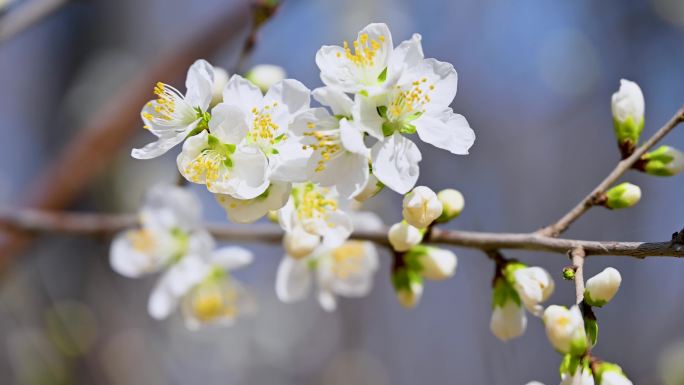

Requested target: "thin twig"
[
  {"left": 539, "top": 107, "right": 684, "bottom": 237},
  {"left": 1, "top": 209, "right": 683, "bottom": 259},
  {"left": 0, "top": 0, "right": 70, "bottom": 42},
  {"left": 570, "top": 247, "right": 586, "bottom": 304}
]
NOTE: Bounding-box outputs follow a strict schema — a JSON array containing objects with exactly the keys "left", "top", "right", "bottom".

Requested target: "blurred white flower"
[
  {"left": 354, "top": 173, "right": 384, "bottom": 202},
  {"left": 283, "top": 224, "right": 322, "bottom": 259},
  {"left": 132, "top": 59, "right": 216, "bottom": 159},
  {"left": 210, "top": 66, "right": 230, "bottom": 107},
  {"left": 410, "top": 246, "right": 457, "bottom": 281},
  {"left": 110, "top": 185, "right": 209, "bottom": 278},
  {"left": 436, "top": 188, "right": 464, "bottom": 222},
  {"left": 512, "top": 266, "right": 555, "bottom": 316},
  {"left": 388, "top": 221, "right": 423, "bottom": 252},
  {"left": 149, "top": 247, "right": 255, "bottom": 329},
  {"left": 584, "top": 267, "right": 621, "bottom": 307},
  {"left": 543, "top": 305, "right": 587, "bottom": 355},
  {"left": 246, "top": 64, "right": 287, "bottom": 92},
  {"left": 402, "top": 186, "right": 443, "bottom": 228},
  {"left": 290, "top": 87, "right": 371, "bottom": 199},
  {"left": 215, "top": 181, "right": 292, "bottom": 224}
]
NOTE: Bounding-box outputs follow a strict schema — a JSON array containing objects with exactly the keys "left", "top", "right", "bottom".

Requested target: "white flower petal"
[
  {"left": 265, "top": 79, "right": 311, "bottom": 116},
  {"left": 352, "top": 95, "right": 385, "bottom": 139},
  {"left": 415, "top": 110, "right": 475, "bottom": 155},
  {"left": 275, "top": 256, "right": 312, "bottom": 303},
  {"left": 222, "top": 74, "right": 264, "bottom": 113},
  {"left": 228, "top": 147, "right": 270, "bottom": 199},
  {"left": 321, "top": 211, "right": 353, "bottom": 248},
  {"left": 387, "top": 33, "right": 424, "bottom": 85},
  {"left": 216, "top": 181, "right": 292, "bottom": 224},
  {"left": 402, "top": 58, "right": 458, "bottom": 110},
  {"left": 184, "top": 59, "right": 214, "bottom": 111},
  {"left": 208, "top": 246, "right": 253, "bottom": 270},
  {"left": 317, "top": 288, "right": 337, "bottom": 312},
  {"left": 269, "top": 138, "right": 312, "bottom": 183},
  {"left": 209, "top": 103, "right": 249, "bottom": 144},
  {"left": 371, "top": 133, "right": 422, "bottom": 194},
  {"left": 140, "top": 184, "right": 202, "bottom": 231},
  {"left": 312, "top": 87, "right": 354, "bottom": 116},
  {"left": 110, "top": 230, "right": 164, "bottom": 278},
  {"left": 148, "top": 279, "right": 179, "bottom": 320},
  {"left": 339, "top": 119, "right": 370, "bottom": 157}
]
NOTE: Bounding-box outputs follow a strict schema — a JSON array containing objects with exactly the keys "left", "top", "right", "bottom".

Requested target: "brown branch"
[
  {"left": 0, "top": 3, "right": 254, "bottom": 268},
  {"left": 539, "top": 107, "right": 684, "bottom": 237},
  {"left": 0, "top": 0, "right": 70, "bottom": 42},
  {"left": 2, "top": 209, "right": 684, "bottom": 259}
]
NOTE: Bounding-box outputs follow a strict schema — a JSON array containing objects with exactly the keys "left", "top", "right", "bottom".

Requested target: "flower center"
[
  {"left": 189, "top": 281, "right": 238, "bottom": 323},
  {"left": 295, "top": 183, "right": 338, "bottom": 223},
  {"left": 330, "top": 241, "right": 366, "bottom": 279},
  {"left": 339, "top": 33, "right": 385, "bottom": 68},
  {"left": 142, "top": 82, "right": 200, "bottom": 128},
  {"left": 302, "top": 121, "right": 342, "bottom": 172},
  {"left": 128, "top": 229, "right": 156, "bottom": 254},
  {"left": 249, "top": 102, "right": 284, "bottom": 152},
  {"left": 184, "top": 135, "right": 235, "bottom": 189},
  {"left": 387, "top": 78, "right": 433, "bottom": 121}
]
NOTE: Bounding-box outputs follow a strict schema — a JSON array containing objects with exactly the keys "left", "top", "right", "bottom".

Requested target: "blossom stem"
[{"left": 539, "top": 106, "right": 684, "bottom": 237}]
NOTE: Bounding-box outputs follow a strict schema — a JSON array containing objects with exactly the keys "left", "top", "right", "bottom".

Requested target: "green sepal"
[
  {"left": 583, "top": 290, "right": 608, "bottom": 307},
  {"left": 377, "top": 106, "right": 388, "bottom": 119},
  {"left": 492, "top": 277, "right": 522, "bottom": 308},
  {"left": 502, "top": 262, "right": 526, "bottom": 286},
  {"left": 584, "top": 317, "right": 599, "bottom": 347},
  {"left": 359, "top": 90, "right": 369, "bottom": 97},
  {"left": 404, "top": 245, "right": 430, "bottom": 272},
  {"left": 559, "top": 354, "right": 581, "bottom": 378},
  {"left": 569, "top": 335, "right": 589, "bottom": 357},
  {"left": 377, "top": 67, "right": 388, "bottom": 83},
  {"left": 392, "top": 267, "right": 423, "bottom": 292},
  {"left": 613, "top": 116, "right": 644, "bottom": 146}
]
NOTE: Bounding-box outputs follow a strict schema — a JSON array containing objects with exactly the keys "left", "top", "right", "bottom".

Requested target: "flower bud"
[
  {"left": 388, "top": 222, "right": 423, "bottom": 252},
  {"left": 542, "top": 305, "right": 588, "bottom": 356},
  {"left": 245, "top": 64, "right": 286, "bottom": 92},
  {"left": 407, "top": 246, "right": 457, "bottom": 280},
  {"left": 595, "top": 362, "right": 633, "bottom": 385},
  {"left": 210, "top": 67, "right": 229, "bottom": 107},
  {"left": 392, "top": 268, "right": 423, "bottom": 309},
  {"left": 604, "top": 182, "right": 641, "bottom": 209},
  {"left": 490, "top": 299, "right": 527, "bottom": 341},
  {"left": 584, "top": 267, "right": 621, "bottom": 307},
  {"left": 354, "top": 173, "right": 384, "bottom": 202},
  {"left": 490, "top": 278, "right": 527, "bottom": 341},
  {"left": 563, "top": 267, "right": 576, "bottom": 281},
  {"left": 402, "top": 186, "right": 443, "bottom": 229},
  {"left": 642, "top": 145, "right": 684, "bottom": 176},
  {"left": 561, "top": 366, "right": 595, "bottom": 385},
  {"left": 611, "top": 79, "right": 644, "bottom": 146},
  {"left": 283, "top": 226, "right": 320, "bottom": 259},
  {"left": 512, "top": 266, "right": 555, "bottom": 316},
  {"left": 436, "top": 189, "right": 465, "bottom": 222}
]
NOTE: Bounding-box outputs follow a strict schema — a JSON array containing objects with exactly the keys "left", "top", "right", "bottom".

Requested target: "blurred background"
[{"left": 1, "top": 0, "right": 684, "bottom": 384}]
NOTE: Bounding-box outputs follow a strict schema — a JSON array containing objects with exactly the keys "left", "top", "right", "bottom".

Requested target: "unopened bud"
[
  {"left": 392, "top": 268, "right": 423, "bottom": 309},
  {"left": 563, "top": 267, "right": 576, "bottom": 281},
  {"left": 283, "top": 226, "right": 320, "bottom": 259},
  {"left": 490, "top": 278, "right": 527, "bottom": 341},
  {"left": 604, "top": 182, "right": 641, "bottom": 209},
  {"left": 245, "top": 64, "right": 286, "bottom": 92},
  {"left": 402, "top": 186, "right": 443, "bottom": 229},
  {"left": 512, "top": 266, "right": 554, "bottom": 315},
  {"left": 436, "top": 189, "right": 464, "bottom": 222},
  {"left": 354, "top": 173, "right": 384, "bottom": 202},
  {"left": 388, "top": 222, "right": 423, "bottom": 252},
  {"left": 611, "top": 79, "right": 645, "bottom": 147},
  {"left": 642, "top": 145, "right": 684, "bottom": 176},
  {"left": 542, "top": 305, "right": 588, "bottom": 356},
  {"left": 584, "top": 267, "right": 621, "bottom": 307},
  {"left": 406, "top": 246, "right": 457, "bottom": 280}
]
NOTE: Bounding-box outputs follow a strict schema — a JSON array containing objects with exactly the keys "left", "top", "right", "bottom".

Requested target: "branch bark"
[
  {"left": 2, "top": 209, "right": 684, "bottom": 259},
  {"left": 539, "top": 107, "right": 684, "bottom": 237},
  {"left": 570, "top": 247, "right": 585, "bottom": 304}
]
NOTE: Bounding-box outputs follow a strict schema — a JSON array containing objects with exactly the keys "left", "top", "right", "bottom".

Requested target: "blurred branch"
[
  {"left": 2, "top": 209, "right": 684, "bottom": 259},
  {"left": 0, "top": 0, "right": 70, "bottom": 42},
  {"left": 234, "top": 0, "right": 280, "bottom": 74},
  {"left": 0, "top": 3, "right": 255, "bottom": 267},
  {"left": 539, "top": 106, "right": 684, "bottom": 237}
]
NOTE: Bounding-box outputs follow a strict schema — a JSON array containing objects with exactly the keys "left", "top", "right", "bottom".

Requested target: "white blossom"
[
  {"left": 388, "top": 221, "right": 423, "bottom": 252},
  {"left": 543, "top": 305, "right": 588, "bottom": 355},
  {"left": 278, "top": 183, "right": 353, "bottom": 249},
  {"left": 110, "top": 185, "right": 208, "bottom": 278},
  {"left": 490, "top": 298, "right": 527, "bottom": 341},
  {"left": 436, "top": 188, "right": 464, "bottom": 221},
  {"left": 512, "top": 266, "right": 555, "bottom": 316},
  {"left": 584, "top": 267, "right": 621, "bottom": 307},
  {"left": 402, "top": 186, "right": 443, "bottom": 228},
  {"left": 148, "top": 246, "right": 255, "bottom": 329},
  {"left": 215, "top": 181, "right": 292, "bottom": 224},
  {"left": 132, "top": 59, "right": 216, "bottom": 159},
  {"left": 611, "top": 79, "right": 644, "bottom": 126},
  {"left": 354, "top": 173, "right": 384, "bottom": 202},
  {"left": 290, "top": 87, "right": 371, "bottom": 199}
]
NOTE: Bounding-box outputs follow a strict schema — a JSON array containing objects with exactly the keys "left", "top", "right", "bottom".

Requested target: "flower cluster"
[{"left": 110, "top": 185, "right": 255, "bottom": 329}]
